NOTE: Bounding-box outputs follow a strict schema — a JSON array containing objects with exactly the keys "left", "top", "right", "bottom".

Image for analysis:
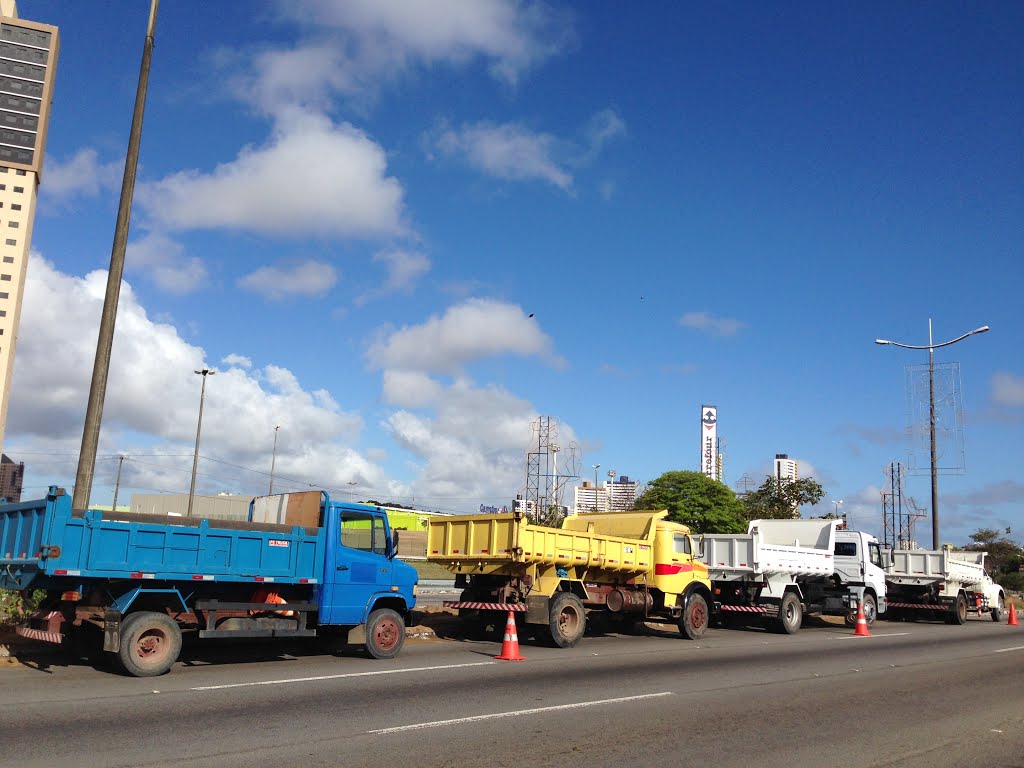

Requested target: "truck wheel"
[
  {"left": 365, "top": 608, "right": 406, "bottom": 659},
  {"left": 861, "top": 594, "right": 877, "bottom": 625},
  {"left": 116, "top": 611, "right": 182, "bottom": 678},
  {"left": 774, "top": 593, "right": 802, "bottom": 635},
  {"left": 547, "top": 593, "right": 586, "bottom": 648},
  {"left": 992, "top": 595, "right": 1004, "bottom": 622},
  {"left": 679, "top": 592, "right": 709, "bottom": 640},
  {"left": 951, "top": 594, "right": 968, "bottom": 625}
]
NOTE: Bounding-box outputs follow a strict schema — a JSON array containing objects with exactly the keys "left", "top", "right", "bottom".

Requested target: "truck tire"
[
  {"left": 950, "top": 594, "right": 968, "bottom": 625},
  {"left": 774, "top": 593, "right": 802, "bottom": 635},
  {"left": 365, "top": 608, "right": 406, "bottom": 659},
  {"left": 679, "top": 592, "right": 709, "bottom": 640},
  {"left": 992, "top": 594, "right": 1004, "bottom": 623},
  {"left": 115, "top": 611, "right": 182, "bottom": 678},
  {"left": 546, "top": 592, "right": 586, "bottom": 648}
]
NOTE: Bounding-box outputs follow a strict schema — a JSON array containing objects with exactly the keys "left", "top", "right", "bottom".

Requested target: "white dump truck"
[
  {"left": 884, "top": 547, "right": 1006, "bottom": 624},
  {"left": 701, "top": 518, "right": 887, "bottom": 633}
]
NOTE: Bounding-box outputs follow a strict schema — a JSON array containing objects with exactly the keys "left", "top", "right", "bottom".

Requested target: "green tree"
[
  {"left": 634, "top": 470, "right": 746, "bottom": 533},
  {"left": 742, "top": 476, "right": 825, "bottom": 520},
  {"left": 963, "top": 528, "right": 1024, "bottom": 591}
]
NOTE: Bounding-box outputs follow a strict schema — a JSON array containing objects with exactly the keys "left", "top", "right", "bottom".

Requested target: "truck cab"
[{"left": 832, "top": 529, "right": 887, "bottom": 621}]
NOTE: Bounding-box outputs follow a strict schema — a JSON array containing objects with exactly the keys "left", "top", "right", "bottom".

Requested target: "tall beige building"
[{"left": 0, "top": 0, "right": 59, "bottom": 453}]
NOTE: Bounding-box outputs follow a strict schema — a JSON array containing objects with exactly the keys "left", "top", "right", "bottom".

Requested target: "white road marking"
[
  {"left": 366, "top": 692, "right": 675, "bottom": 734},
  {"left": 993, "top": 646, "right": 1024, "bottom": 654},
  {"left": 833, "top": 632, "right": 911, "bottom": 640},
  {"left": 190, "top": 662, "right": 496, "bottom": 691}
]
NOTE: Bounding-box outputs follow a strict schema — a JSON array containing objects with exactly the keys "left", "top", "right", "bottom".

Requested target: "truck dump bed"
[
  {"left": 888, "top": 549, "right": 989, "bottom": 587},
  {"left": 0, "top": 487, "right": 325, "bottom": 591},
  {"left": 701, "top": 519, "right": 838, "bottom": 578},
  {"left": 427, "top": 510, "right": 666, "bottom": 574}
]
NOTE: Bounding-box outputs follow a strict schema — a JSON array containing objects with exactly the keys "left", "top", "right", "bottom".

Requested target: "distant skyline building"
[
  {"left": 573, "top": 481, "right": 607, "bottom": 514},
  {"left": 606, "top": 475, "right": 639, "bottom": 511},
  {"left": 774, "top": 453, "right": 799, "bottom": 484},
  {"left": 0, "top": 451, "right": 22, "bottom": 501},
  {"left": 0, "top": 1, "right": 60, "bottom": 454}
]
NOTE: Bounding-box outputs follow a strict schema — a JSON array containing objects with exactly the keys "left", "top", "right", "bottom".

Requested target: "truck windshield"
[{"left": 340, "top": 512, "right": 387, "bottom": 556}]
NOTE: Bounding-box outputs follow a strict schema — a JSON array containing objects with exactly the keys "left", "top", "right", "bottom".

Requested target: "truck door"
[
  {"left": 832, "top": 535, "right": 864, "bottom": 585},
  {"left": 321, "top": 510, "right": 393, "bottom": 625}
]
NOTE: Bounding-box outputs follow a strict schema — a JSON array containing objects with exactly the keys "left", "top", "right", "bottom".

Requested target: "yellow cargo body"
[{"left": 428, "top": 510, "right": 712, "bottom": 648}]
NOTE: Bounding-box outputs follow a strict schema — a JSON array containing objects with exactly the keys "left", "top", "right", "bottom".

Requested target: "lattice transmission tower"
[
  {"left": 524, "top": 416, "right": 579, "bottom": 526},
  {"left": 881, "top": 462, "right": 926, "bottom": 550}
]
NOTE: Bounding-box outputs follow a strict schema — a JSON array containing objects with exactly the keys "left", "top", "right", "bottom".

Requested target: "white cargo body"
[
  {"left": 885, "top": 547, "right": 1006, "bottom": 624},
  {"left": 701, "top": 519, "right": 886, "bottom": 634}
]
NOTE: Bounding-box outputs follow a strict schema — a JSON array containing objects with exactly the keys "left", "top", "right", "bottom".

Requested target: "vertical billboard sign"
[{"left": 701, "top": 405, "right": 717, "bottom": 479}]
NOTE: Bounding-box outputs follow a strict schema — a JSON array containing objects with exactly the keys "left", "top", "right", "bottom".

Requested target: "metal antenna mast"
[{"left": 525, "top": 416, "right": 578, "bottom": 525}]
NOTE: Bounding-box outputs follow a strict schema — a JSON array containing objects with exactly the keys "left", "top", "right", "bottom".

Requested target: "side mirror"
[
  {"left": 696, "top": 535, "right": 705, "bottom": 559},
  {"left": 390, "top": 529, "right": 400, "bottom": 560}
]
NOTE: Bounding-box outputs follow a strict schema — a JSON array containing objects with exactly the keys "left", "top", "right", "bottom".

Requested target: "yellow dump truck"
[{"left": 427, "top": 509, "right": 712, "bottom": 647}]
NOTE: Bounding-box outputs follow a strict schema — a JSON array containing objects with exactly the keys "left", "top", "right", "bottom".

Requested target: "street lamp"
[
  {"left": 347, "top": 481, "right": 357, "bottom": 503},
  {"left": 592, "top": 463, "right": 601, "bottom": 512},
  {"left": 187, "top": 368, "right": 215, "bottom": 518},
  {"left": 875, "top": 320, "right": 989, "bottom": 549},
  {"left": 832, "top": 499, "right": 844, "bottom": 527},
  {"left": 268, "top": 425, "right": 280, "bottom": 494}
]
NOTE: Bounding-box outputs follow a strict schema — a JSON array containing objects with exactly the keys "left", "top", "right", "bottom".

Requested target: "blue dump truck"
[{"left": 0, "top": 487, "right": 418, "bottom": 676}]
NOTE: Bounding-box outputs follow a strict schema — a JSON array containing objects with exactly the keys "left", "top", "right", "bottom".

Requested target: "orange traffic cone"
[
  {"left": 1009, "top": 603, "right": 1019, "bottom": 626},
  {"left": 495, "top": 611, "right": 525, "bottom": 661},
  {"left": 853, "top": 600, "right": 871, "bottom": 637}
]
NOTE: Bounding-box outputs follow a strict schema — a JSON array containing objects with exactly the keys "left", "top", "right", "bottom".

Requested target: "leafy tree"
[
  {"left": 741, "top": 476, "right": 825, "bottom": 520},
  {"left": 964, "top": 528, "right": 1024, "bottom": 592},
  {"left": 634, "top": 470, "right": 746, "bottom": 533}
]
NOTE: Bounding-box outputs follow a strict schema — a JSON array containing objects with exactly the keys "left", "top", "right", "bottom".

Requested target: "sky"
[{"left": 5, "top": 1, "right": 1022, "bottom": 547}]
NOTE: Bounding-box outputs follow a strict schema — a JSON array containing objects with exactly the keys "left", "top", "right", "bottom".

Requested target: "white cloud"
[
  {"left": 137, "top": 111, "right": 406, "bottom": 239},
  {"left": 278, "top": 0, "right": 571, "bottom": 87},
  {"left": 680, "top": 311, "right": 745, "bottom": 337},
  {"left": 367, "top": 298, "right": 562, "bottom": 374},
  {"left": 126, "top": 233, "right": 209, "bottom": 295},
  {"left": 992, "top": 372, "right": 1024, "bottom": 406},
  {"left": 356, "top": 249, "right": 431, "bottom": 305},
  {"left": 238, "top": 260, "right": 338, "bottom": 301},
  {"left": 42, "top": 148, "right": 122, "bottom": 206},
  {"left": 433, "top": 121, "right": 573, "bottom": 191},
  {"left": 8, "top": 258, "right": 395, "bottom": 502},
  {"left": 222, "top": 354, "right": 252, "bottom": 369},
  {"left": 381, "top": 370, "right": 445, "bottom": 408}
]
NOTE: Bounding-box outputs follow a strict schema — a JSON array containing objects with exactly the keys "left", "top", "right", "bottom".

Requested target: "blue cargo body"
[
  {"left": 0, "top": 487, "right": 418, "bottom": 676},
  {"left": 0, "top": 489, "right": 323, "bottom": 589}
]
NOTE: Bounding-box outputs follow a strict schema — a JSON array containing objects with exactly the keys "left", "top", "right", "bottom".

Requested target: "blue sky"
[{"left": 7, "top": 1, "right": 1022, "bottom": 546}]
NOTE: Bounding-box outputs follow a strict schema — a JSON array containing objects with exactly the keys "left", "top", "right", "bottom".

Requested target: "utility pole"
[
  {"left": 72, "top": 0, "right": 160, "bottom": 511},
  {"left": 269, "top": 425, "right": 280, "bottom": 494},
  {"left": 111, "top": 455, "right": 125, "bottom": 512},
  {"left": 186, "top": 368, "right": 214, "bottom": 518}
]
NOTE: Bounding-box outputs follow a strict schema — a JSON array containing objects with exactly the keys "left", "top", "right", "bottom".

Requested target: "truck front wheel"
[
  {"left": 115, "top": 611, "right": 182, "bottom": 678},
  {"left": 365, "top": 608, "right": 406, "bottom": 659},
  {"left": 545, "top": 593, "right": 586, "bottom": 648},
  {"left": 679, "top": 592, "right": 709, "bottom": 640},
  {"left": 992, "top": 594, "right": 1004, "bottom": 622}
]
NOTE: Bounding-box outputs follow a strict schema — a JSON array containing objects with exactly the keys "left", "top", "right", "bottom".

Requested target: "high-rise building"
[
  {"left": 573, "top": 481, "right": 607, "bottom": 514},
  {"left": 774, "top": 453, "right": 798, "bottom": 483},
  {"left": 606, "top": 475, "right": 639, "bottom": 511},
  {"left": 0, "top": 451, "right": 23, "bottom": 501},
  {"left": 0, "top": 2, "right": 60, "bottom": 453}
]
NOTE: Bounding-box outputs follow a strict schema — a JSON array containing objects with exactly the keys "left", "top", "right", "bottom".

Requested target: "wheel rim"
[
  {"left": 134, "top": 627, "right": 168, "bottom": 665},
  {"left": 374, "top": 617, "right": 400, "bottom": 651},
  {"left": 690, "top": 599, "right": 707, "bottom": 630},
  {"left": 558, "top": 605, "right": 581, "bottom": 637}
]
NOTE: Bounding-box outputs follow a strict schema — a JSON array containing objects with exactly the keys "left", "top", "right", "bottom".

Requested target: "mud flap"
[
  {"left": 525, "top": 594, "right": 550, "bottom": 625},
  {"left": 346, "top": 624, "right": 366, "bottom": 645},
  {"left": 102, "top": 610, "right": 121, "bottom": 653}
]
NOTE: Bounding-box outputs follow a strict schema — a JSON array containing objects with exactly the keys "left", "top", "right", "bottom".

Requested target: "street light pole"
[
  {"left": 347, "top": 481, "right": 357, "bottom": 503},
  {"left": 269, "top": 425, "right": 280, "bottom": 494},
  {"left": 592, "top": 463, "right": 601, "bottom": 512},
  {"left": 875, "top": 320, "right": 989, "bottom": 549},
  {"left": 187, "top": 368, "right": 215, "bottom": 518}
]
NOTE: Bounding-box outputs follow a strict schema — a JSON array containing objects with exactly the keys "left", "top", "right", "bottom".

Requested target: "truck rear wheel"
[
  {"left": 992, "top": 594, "right": 1004, "bottom": 622},
  {"left": 950, "top": 594, "right": 968, "bottom": 625},
  {"left": 545, "top": 593, "right": 585, "bottom": 648},
  {"left": 679, "top": 592, "right": 709, "bottom": 640},
  {"left": 774, "top": 593, "right": 802, "bottom": 635},
  {"left": 116, "top": 611, "right": 182, "bottom": 678},
  {"left": 365, "top": 608, "right": 406, "bottom": 659}
]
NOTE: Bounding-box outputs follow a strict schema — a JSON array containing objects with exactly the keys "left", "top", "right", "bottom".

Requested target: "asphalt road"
[{"left": 2, "top": 617, "right": 1022, "bottom": 768}]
